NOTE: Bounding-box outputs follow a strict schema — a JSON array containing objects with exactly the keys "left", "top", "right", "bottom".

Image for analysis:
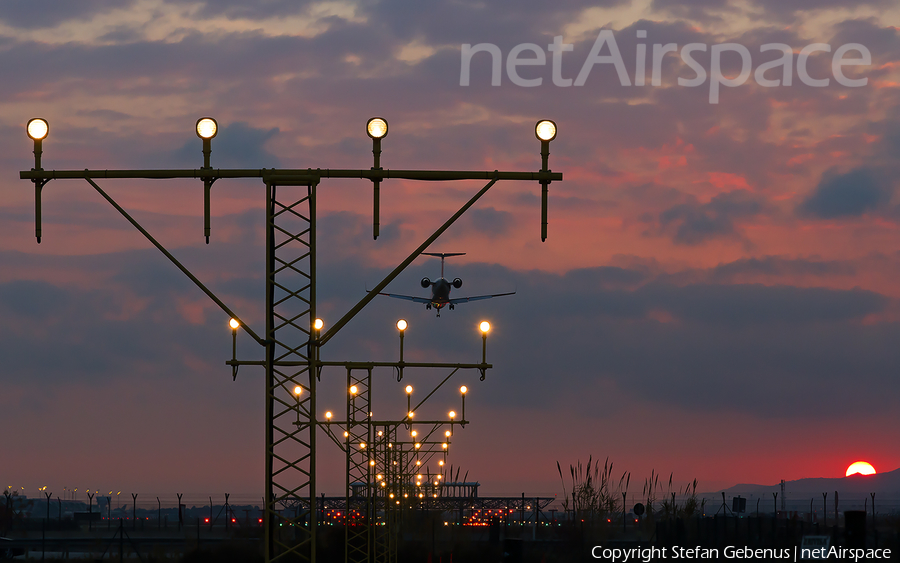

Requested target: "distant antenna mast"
[{"left": 780, "top": 480, "right": 785, "bottom": 512}]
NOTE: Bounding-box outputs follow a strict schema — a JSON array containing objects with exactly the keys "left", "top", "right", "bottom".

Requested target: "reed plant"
[{"left": 556, "top": 456, "right": 630, "bottom": 524}]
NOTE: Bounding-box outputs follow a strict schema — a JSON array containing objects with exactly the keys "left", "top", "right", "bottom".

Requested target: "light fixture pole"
[
  {"left": 367, "top": 117, "right": 388, "bottom": 240},
  {"left": 535, "top": 120, "right": 557, "bottom": 242},
  {"left": 397, "top": 320, "right": 407, "bottom": 375},
  {"left": 26, "top": 118, "right": 49, "bottom": 243},
  {"left": 479, "top": 321, "right": 491, "bottom": 379},
  {"left": 230, "top": 318, "right": 240, "bottom": 379},
  {"left": 196, "top": 117, "right": 218, "bottom": 244}
]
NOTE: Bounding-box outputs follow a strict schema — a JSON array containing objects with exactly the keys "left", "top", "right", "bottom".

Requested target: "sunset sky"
[{"left": 2, "top": 1, "right": 900, "bottom": 500}]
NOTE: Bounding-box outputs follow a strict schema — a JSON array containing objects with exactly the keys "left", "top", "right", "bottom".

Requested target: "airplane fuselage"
[{"left": 430, "top": 278, "right": 453, "bottom": 309}]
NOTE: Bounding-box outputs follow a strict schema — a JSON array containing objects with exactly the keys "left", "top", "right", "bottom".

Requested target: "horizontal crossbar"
[{"left": 22, "top": 168, "right": 562, "bottom": 182}]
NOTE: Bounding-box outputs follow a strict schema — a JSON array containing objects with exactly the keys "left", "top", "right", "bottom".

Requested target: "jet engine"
[
  {"left": 420, "top": 277, "right": 432, "bottom": 288},
  {"left": 452, "top": 278, "right": 463, "bottom": 289}
]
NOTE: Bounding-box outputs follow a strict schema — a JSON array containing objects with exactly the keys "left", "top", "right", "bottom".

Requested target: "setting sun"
[{"left": 846, "top": 461, "right": 876, "bottom": 477}]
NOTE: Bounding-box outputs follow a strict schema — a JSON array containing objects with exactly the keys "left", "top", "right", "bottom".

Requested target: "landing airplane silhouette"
[{"left": 378, "top": 253, "right": 515, "bottom": 317}]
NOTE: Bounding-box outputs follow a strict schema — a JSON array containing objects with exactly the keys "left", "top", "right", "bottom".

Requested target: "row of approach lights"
[
  {"left": 27, "top": 116, "right": 558, "bottom": 243},
  {"left": 228, "top": 317, "right": 483, "bottom": 423},
  {"left": 230, "top": 316, "right": 491, "bottom": 373},
  {"left": 366, "top": 383, "right": 458, "bottom": 498},
  {"left": 26, "top": 116, "right": 558, "bottom": 146},
  {"left": 195, "top": 117, "right": 556, "bottom": 142}
]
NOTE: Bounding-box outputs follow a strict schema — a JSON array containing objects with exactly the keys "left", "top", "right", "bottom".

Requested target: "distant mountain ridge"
[{"left": 721, "top": 467, "right": 900, "bottom": 495}]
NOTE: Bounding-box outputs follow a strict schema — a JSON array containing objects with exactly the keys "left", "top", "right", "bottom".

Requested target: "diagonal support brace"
[
  {"left": 84, "top": 177, "right": 266, "bottom": 346},
  {"left": 320, "top": 175, "right": 500, "bottom": 346}
]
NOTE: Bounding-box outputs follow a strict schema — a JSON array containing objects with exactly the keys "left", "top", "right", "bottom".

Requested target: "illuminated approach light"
[
  {"left": 846, "top": 461, "right": 876, "bottom": 476},
  {"left": 27, "top": 118, "right": 49, "bottom": 141},
  {"left": 366, "top": 117, "right": 388, "bottom": 139},
  {"left": 195, "top": 117, "right": 217, "bottom": 139},
  {"left": 535, "top": 120, "right": 557, "bottom": 142}
]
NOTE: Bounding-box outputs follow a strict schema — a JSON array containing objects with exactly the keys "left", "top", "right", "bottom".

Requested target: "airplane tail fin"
[
  {"left": 422, "top": 252, "right": 466, "bottom": 258},
  {"left": 422, "top": 252, "right": 465, "bottom": 277}
]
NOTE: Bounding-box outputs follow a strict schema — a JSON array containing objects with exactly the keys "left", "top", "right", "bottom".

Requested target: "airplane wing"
[
  {"left": 448, "top": 291, "right": 516, "bottom": 305},
  {"left": 378, "top": 292, "right": 433, "bottom": 304}
]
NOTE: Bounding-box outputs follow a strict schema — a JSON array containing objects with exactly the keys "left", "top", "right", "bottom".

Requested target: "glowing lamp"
[
  {"left": 535, "top": 120, "right": 557, "bottom": 142},
  {"left": 479, "top": 321, "right": 491, "bottom": 334},
  {"left": 397, "top": 319, "right": 408, "bottom": 331},
  {"left": 293, "top": 385, "right": 303, "bottom": 396},
  {"left": 229, "top": 318, "right": 240, "bottom": 330},
  {"left": 405, "top": 385, "right": 413, "bottom": 394},
  {"left": 27, "top": 118, "right": 49, "bottom": 141},
  {"left": 460, "top": 386, "right": 468, "bottom": 394},
  {"left": 313, "top": 318, "right": 324, "bottom": 331},
  {"left": 195, "top": 117, "right": 218, "bottom": 139},
  {"left": 366, "top": 117, "right": 388, "bottom": 139}
]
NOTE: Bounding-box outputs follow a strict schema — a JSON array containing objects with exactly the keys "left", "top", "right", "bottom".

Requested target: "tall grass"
[
  {"left": 556, "top": 456, "right": 630, "bottom": 523},
  {"left": 658, "top": 476, "right": 700, "bottom": 518},
  {"left": 556, "top": 461, "right": 700, "bottom": 524}
]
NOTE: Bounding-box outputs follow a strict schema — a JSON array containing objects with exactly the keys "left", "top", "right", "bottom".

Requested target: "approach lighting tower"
[{"left": 20, "top": 116, "right": 561, "bottom": 563}]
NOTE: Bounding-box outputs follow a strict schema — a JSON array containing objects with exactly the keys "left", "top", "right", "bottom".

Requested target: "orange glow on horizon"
[{"left": 846, "top": 461, "right": 876, "bottom": 476}]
